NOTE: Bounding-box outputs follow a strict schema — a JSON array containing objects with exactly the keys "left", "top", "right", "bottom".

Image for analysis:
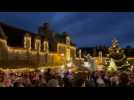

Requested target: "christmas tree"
[
  {"left": 107, "top": 58, "right": 117, "bottom": 72},
  {"left": 107, "top": 38, "right": 130, "bottom": 71}
]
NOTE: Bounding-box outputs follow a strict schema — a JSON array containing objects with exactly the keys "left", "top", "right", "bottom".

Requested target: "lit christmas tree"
[
  {"left": 107, "top": 58, "right": 117, "bottom": 72},
  {"left": 107, "top": 38, "right": 130, "bottom": 71}
]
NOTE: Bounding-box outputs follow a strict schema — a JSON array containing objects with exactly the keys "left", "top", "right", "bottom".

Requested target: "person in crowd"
[
  {"left": 110, "top": 73, "right": 120, "bottom": 87},
  {"left": 63, "top": 76, "right": 72, "bottom": 87},
  {"left": 118, "top": 72, "right": 129, "bottom": 87},
  {"left": 55, "top": 75, "right": 64, "bottom": 87},
  {"left": 0, "top": 73, "right": 4, "bottom": 87},
  {"left": 13, "top": 77, "right": 24, "bottom": 87},
  {"left": 44, "top": 68, "right": 52, "bottom": 82},
  {"left": 85, "top": 73, "right": 96, "bottom": 87},
  {"left": 90, "top": 71, "right": 98, "bottom": 86},
  {"left": 0, "top": 68, "right": 134, "bottom": 87},
  {"left": 128, "top": 74, "right": 134, "bottom": 87},
  {"left": 96, "top": 75, "right": 105, "bottom": 87},
  {"left": 103, "top": 73, "right": 111, "bottom": 87},
  {"left": 23, "top": 76, "right": 32, "bottom": 87},
  {"left": 128, "top": 79, "right": 134, "bottom": 87},
  {"left": 38, "top": 75, "right": 47, "bottom": 87},
  {"left": 72, "top": 72, "right": 84, "bottom": 87},
  {"left": 3, "top": 78, "right": 13, "bottom": 87},
  {"left": 47, "top": 75, "right": 59, "bottom": 87}
]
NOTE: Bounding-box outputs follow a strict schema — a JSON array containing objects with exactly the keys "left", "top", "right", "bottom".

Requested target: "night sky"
[{"left": 0, "top": 12, "right": 134, "bottom": 48}]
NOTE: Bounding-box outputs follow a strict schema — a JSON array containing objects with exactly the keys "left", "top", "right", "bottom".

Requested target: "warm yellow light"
[
  {"left": 57, "top": 43, "right": 76, "bottom": 50},
  {"left": 43, "top": 41, "right": 49, "bottom": 52},
  {"left": 0, "top": 39, "right": 7, "bottom": 44},
  {"left": 107, "top": 58, "right": 117, "bottom": 72},
  {"left": 35, "top": 39, "right": 41, "bottom": 51},
  {"left": 66, "top": 48, "right": 71, "bottom": 61},
  {"left": 61, "top": 53, "right": 64, "bottom": 57},
  {"left": 8, "top": 47, "right": 27, "bottom": 54},
  {"left": 24, "top": 34, "right": 31, "bottom": 49}
]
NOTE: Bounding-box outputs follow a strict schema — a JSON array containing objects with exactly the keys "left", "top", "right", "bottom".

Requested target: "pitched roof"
[
  {"left": 38, "top": 23, "right": 76, "bottom": 47},
  {"left": 0, "top": 22, "right": 48, "bottom": 49},
  {"left": 0, "top": 22, "right": 35, "bottom": 47},
  {"left": 0, "top": 22, "right": 76, "bottom": 51}
]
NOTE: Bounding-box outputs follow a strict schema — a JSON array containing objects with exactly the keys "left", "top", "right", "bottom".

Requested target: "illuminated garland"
[{"left": 110, "top": 54, "right": 126, "bottom": 63}]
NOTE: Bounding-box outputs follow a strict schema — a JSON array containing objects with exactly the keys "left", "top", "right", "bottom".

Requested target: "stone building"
[{"left": 0, "top": 22, "right": 76, "bottom": 69}]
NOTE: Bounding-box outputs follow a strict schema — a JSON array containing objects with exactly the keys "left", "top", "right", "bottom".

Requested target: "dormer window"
[
  {"left": 24, "top": 33, "right": 31, "bottom": 50},
  {"left": 66, "top": 36, "right": 70, "bottom": 45},
  {"left": 35, "top": 36, "right": 41, "bottom": 51}
]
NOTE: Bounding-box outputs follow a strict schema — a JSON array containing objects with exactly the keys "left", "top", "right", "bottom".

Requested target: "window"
[
  {"left": 24, "top": 33, "right": 31, "bottom": 49},
  {"left": 43, "top": 41, "right": 48, "bottom": 52},
  {"left": 66, "top": 48, "right": 71, "bottom": 61},
  {"left": 35, "top": 39, "right": 41, "bottom": 51}
]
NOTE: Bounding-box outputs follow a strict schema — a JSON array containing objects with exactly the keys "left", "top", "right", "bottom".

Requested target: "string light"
[
  {"left": 24, "top": 33, "right": 31, "bottom": 49},
  {"left": 0, "top": 39, "right": 7, "bottom": 46},
  {"left": 57, "top": 43, "right": 76, "bottom": 50},
  {"left": 0, "top": 33, "right": 77, "bottom": 70},
  {"left": 43, "top": 41, "right": 49, "bottom": 53},
  {"left": 35, "top": 38, "right": 41, "bottom": 51}
]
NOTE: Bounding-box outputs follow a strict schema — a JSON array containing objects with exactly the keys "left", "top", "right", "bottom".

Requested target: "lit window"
[
  {"left": 35, "top": 37, "right": 41, "bottom": 51},
  {"left": 43, "top": 41, "right": 48, "bottom": 52},
  {"left": 66, "top": 48, "right": 70, "bottom": 61},
  {"left": 24, "top": 33, "right": 31, "bottom": 49}
]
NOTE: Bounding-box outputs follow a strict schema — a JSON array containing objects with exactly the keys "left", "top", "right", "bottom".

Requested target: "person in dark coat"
[
  {"left": 44, "top": 68, "right": 52, "bottom": 82},
  {"left": 63, "top": 77, "right": 72, "bottom": 87},
  {"left": 119, "top": 72, "right": 129, "bottom": 87}
]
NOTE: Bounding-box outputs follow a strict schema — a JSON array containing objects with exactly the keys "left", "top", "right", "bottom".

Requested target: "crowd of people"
[{"left": 0, "top": 68, "right": 134, "bottom": 87}]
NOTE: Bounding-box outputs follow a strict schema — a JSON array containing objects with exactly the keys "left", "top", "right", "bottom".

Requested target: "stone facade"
[{"left": 0, "top": 22, "right": 76, "bottom": 69}]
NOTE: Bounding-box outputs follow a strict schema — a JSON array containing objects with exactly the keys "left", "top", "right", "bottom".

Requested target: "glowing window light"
[
  {"left": 35, "top": 39, "right": 41, "bottom": 51},
  {"left": 43, "top": 41, "right": 49, "bottom": 52},
  {"left": 24, "top": 34, "right": 31, "bottom": 49}
]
